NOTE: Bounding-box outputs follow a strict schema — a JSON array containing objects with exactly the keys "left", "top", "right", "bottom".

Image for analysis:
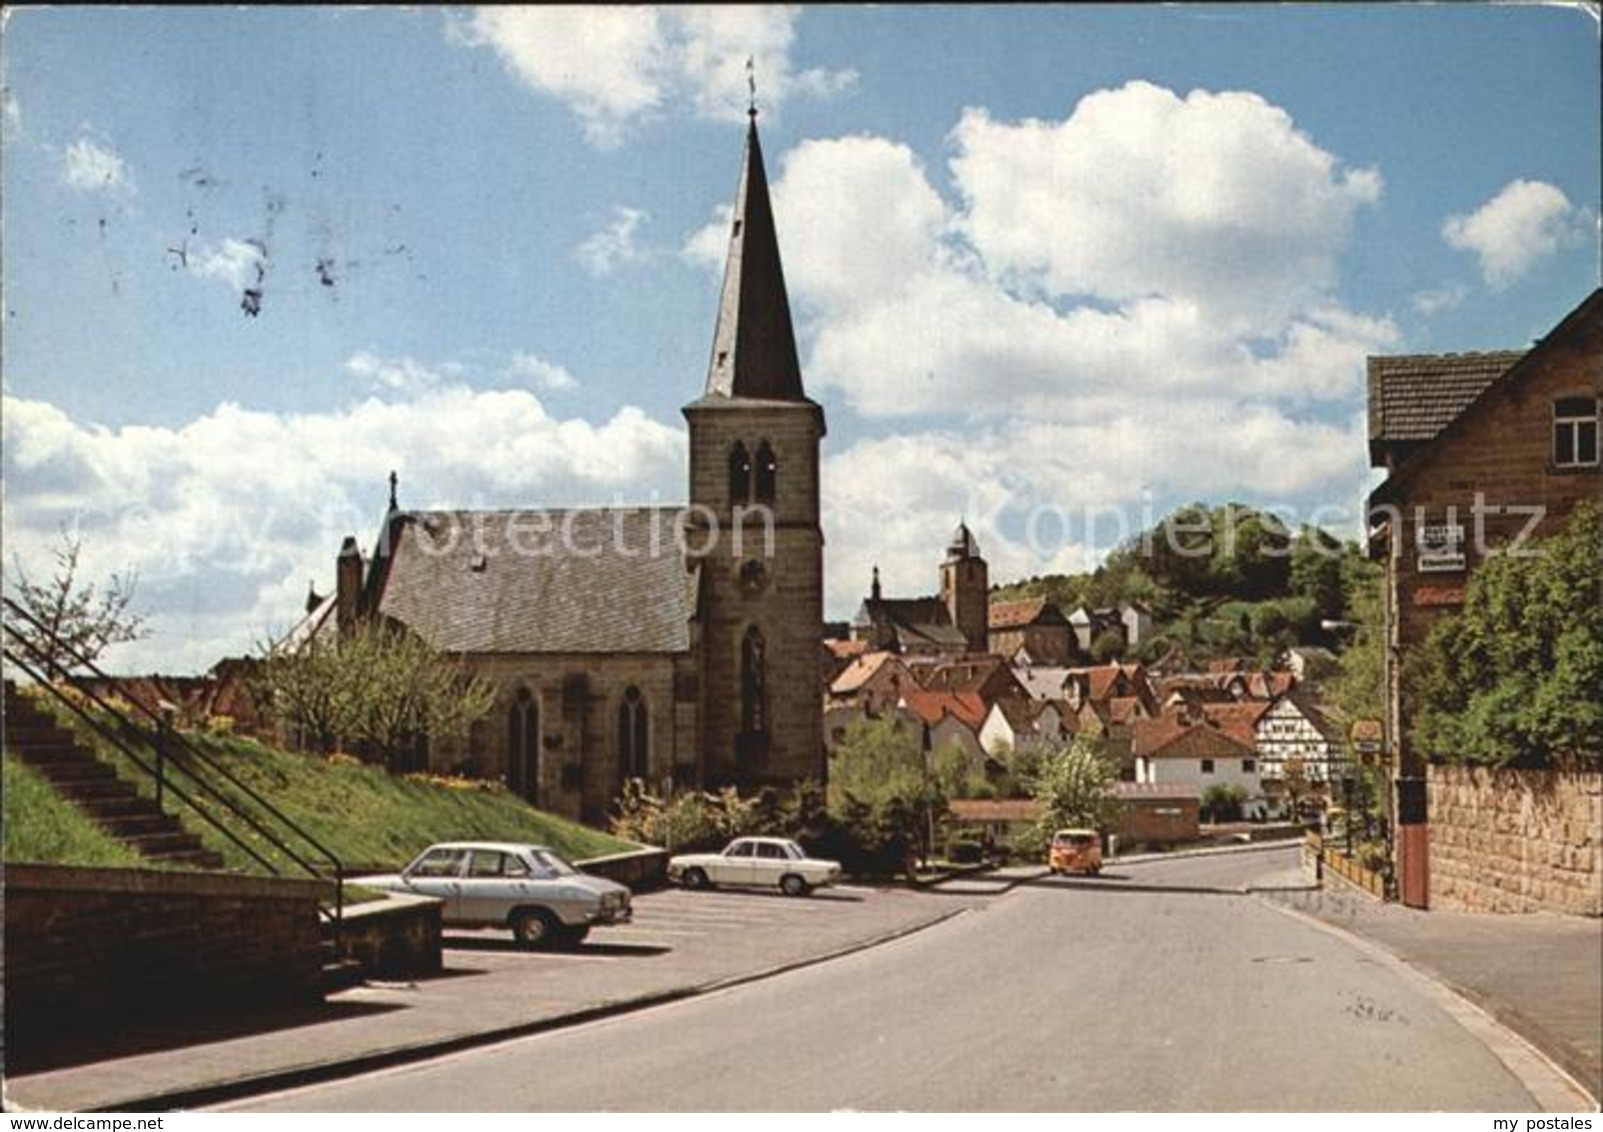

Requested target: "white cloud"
[
  {"left": 681, "top": 80, "right": 1391, "bottom": 614},
  {"left": 949, "top": 82, "right": 1381, "bottom": 331},
  {"left": 1410, "top": 284, "right": 1468, "bottom": 317},
  {"left": 62, "top": 136, "right": 127, "bottom": 191},
  {"left": 506, "top": 352, "right": 579, "bottom": 391},
  {"left": 3, "top": 91, "right": 21, "bottom": 139},
  {"left": 1442, "top": 180, "right": 1593, "bottom": 289},
  {"left": 188, "top": 238, "right": 268, "bottom": 291},
  {"left": 576, "top": 206, "right": 649, "bottom": 276},
  {"left": 821, "top": 408, "right": 1373, "bottom": 619},
  {"left": 455, "top": 6, "right": 854, "bottom": 146},
  {"left": 344, "top": 351, "right": 442, "bottom": 395},
  {"left": 2, "top": 384, "right": 685, "bottom": 672},
  {"left": 688, "top": 87, "right": 1397, "bottom": 421}
]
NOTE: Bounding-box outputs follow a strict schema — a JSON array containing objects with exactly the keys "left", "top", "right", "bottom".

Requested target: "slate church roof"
[
  {"left": 374, "top": 508, "right": 698, "bottom": 655},
  {"left": 699, "top": 114, "right": 806, "bottom": 405}
]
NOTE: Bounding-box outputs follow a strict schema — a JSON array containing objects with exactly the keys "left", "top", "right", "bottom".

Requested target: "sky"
[{"left": 2, "top": 5, "right": 1599, "bottom": 674}]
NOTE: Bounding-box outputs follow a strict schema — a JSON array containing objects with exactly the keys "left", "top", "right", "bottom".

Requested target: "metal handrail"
[{"left": 1, "top": 596, "right": 345, "bottom": 945}]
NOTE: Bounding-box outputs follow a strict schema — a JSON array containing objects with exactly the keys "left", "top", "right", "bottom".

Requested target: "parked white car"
[
  {"left": 668, "top": 836, "right": 841, "bottom": 896},
  {"left": 354, "top": 841, "right": 632, "bottom": 948}
]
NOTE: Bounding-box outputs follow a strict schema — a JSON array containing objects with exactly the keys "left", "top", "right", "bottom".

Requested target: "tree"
[
  {"left": 827, "top": 717, "right": 946, "bottom": 873},
  {"left": 258, "top": 620, "right": 496, "bottom": 771},
  {"left": 1412, "top": 503, "right": 1603, "bottom": 768},
  {"left": 1017, "top": 737, "right": 1117, "bottom": 855},
  {"left": 1089, "top": 626, "right": 1126, "bottom": 663},
  {"left": 6, "top": 529, "right": 148, "bottom": 674},
  {"left": 1202, "top": 783, "right": 1248, "bottom": 823},
  {"left": 1327, "top": 557, "right": 1385, "bottom": 726}
]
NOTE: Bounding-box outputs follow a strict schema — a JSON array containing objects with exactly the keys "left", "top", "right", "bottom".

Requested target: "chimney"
[{"left": 336, "top": 536, "right": 362, "bottom": 637}]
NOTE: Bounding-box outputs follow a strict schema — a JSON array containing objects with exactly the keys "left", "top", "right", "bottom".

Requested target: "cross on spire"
[{"left": 746, "top": 56, "right": 757, "bottom": 119}]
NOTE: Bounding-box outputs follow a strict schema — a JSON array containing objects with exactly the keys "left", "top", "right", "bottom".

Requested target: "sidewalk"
[
  {"left": 2, "top": 884, "right": 971, "bottom": 1113},
  {"left": 1263, "top": 878, "right": 1603, "bottom": 1104}
]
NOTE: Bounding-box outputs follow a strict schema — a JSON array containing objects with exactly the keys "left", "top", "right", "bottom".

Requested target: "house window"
[
  {"left": 1242, "top": 758, "right": 1256, "bottom": 774},
  {"left": 754, "top": 440, "right": 777, "bottom": 503},
  {"left": 1200, "top": 759, "right": 1215, "bottom": 774},
  {"left": 617, "top": 686, "right": 649, "bottom": 786},
  {"left": 1554, "top": 397, "right": 1599, "bottom": 468},
  {"left": 729, "top": 441, "right": 753, "bottom": 503}
]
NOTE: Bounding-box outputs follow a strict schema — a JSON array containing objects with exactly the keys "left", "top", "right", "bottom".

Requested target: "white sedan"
[
  {"left": 354, "top": 841, "right": 632, "bottom": 948},
  {"left": 668, "top": 836, "right": 841, "bottom": 896}
]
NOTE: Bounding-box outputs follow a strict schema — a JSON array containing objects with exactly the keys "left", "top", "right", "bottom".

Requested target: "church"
[{"left": 306, "top": 113, "right": 826, "bottom": 826}]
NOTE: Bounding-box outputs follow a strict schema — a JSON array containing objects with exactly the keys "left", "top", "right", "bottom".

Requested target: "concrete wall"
[
  {"left": 578, "top": 846, "right": 670, "bottom": 891},
  {"left": 1428, "top": 765, "right": 1602, "bottom": 916},
  {"left": 339, "top": 893, "right": 443, "bottom": 979},
  {"left": 5, "top": 865, "right": 327, "bottom": 1040}
]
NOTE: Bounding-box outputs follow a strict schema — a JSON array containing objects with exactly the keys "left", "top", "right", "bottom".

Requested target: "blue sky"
[{"left": 3, "top": 5, "right": 1599, "bottom": 672}]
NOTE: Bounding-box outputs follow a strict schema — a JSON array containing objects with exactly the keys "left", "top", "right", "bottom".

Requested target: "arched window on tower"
[
  {"left": 740, "top": 625, "right": 768, "bottom": 736},
  {"left": 754, "top": 440, "right": 777, "bottom": 504},
  {"left": 729, "top": 441, "right": 752, "bottom": 504},
  {"left": 617, "top": 686, "right": 649, "bottom": 787}
]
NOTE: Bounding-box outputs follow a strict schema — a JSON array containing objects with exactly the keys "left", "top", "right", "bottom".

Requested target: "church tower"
[
  {"left": 940, "top": 521, "right": 989, "bottom": 654},
  {"left": 684, "top": 111, "right": 826, "bottom": 789}
]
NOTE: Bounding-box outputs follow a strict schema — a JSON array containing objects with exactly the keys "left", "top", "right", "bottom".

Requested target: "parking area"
[{"left": 4, "top": 882, "right": 975, "bottom": 1113}]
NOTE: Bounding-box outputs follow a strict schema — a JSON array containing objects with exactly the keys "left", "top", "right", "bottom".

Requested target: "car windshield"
[{"left": 527, "top": 849, "right": 578, "bottom": 877}]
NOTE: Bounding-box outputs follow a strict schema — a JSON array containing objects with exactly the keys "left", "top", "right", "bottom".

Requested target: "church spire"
[{"left": 703, "top": 112, "right": 805, "bottom": 401}]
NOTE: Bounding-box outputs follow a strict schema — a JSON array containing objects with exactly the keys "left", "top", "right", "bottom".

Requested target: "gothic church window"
[
  {"left": 729, "top": 441, "right": 753, "bottom": 503},
  {"left": 741, "top": 626, "right": 768, "bottom": 735},
  {"left": 508, "top": 687, "right": 539, "bottom": 804},
  {"left": 754, "top": 440, "right": 777, "bottom": 503},
  {"left": 618, "top": 686, "right": 649, "bottom": 783}
]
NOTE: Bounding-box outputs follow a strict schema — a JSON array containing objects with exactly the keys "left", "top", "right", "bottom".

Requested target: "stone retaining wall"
[
  {"left": 1428, "top": 765, "right": 1601, "bottom": 916},
  {"left": 4, "top": 865, "right": 327, "bottom": 1041}
]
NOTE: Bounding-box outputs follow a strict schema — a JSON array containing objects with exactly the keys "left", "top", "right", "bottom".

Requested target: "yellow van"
[{"left": 1048, "top": 828, "right": 1102, "bottom": 876}]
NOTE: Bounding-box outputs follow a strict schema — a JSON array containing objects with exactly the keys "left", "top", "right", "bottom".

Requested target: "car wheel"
[
  {"left": 512, "top": 908, "right": 559, "bottom": 949},
  {"left": 780, "top": 873, "right": 810, "bottom": 897},
  {"left": 681, "top": 867, "right": 710, "bottom": 890}
]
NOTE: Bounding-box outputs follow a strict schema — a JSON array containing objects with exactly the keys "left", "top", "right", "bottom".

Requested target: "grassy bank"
[
  {"left": 13, "top": 691, "right": 635, "bottom": 872},
  {"left": 3, "top": 753, "right": 147, "bottom": 868}
]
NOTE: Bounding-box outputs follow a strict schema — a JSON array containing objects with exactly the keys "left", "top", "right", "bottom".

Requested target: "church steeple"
[{"left": 703, "top": 113, "right": 804, "bottom": 402}]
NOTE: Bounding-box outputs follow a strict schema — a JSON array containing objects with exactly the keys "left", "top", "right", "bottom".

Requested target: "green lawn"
[
  {"left": 3, "top": 753, "right": 147, "bottom": 868},
  {"left": 14, "top": 691, "right": 636, "bottom": 873}
]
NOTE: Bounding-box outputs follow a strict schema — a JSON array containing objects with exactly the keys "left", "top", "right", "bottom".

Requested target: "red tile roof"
[
  {"left": 989, "top": 597, "right": 1062, "bottom": 629},
  {"left": 1132, "top": 714, "right": 1256, "bottom": 760},
  {"left": 1107, "top": 696, "right": 1145, "bottom": 724},
  {"left": 1201, "top": 701, "right": 1271, "bottom": 747},
  {"left": 825, "top": 639, "right": 869, "bottom": 661},
  {"left": 899, "top": 691, "right": 988, "bottom": 730},
  {"left": 830, "top": 651, "right": 905, "bottom": 695}
]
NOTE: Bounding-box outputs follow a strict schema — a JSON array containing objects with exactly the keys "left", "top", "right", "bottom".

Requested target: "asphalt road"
[{"left": 229, "top": 848, "right": 1547, "bottom": 1112}]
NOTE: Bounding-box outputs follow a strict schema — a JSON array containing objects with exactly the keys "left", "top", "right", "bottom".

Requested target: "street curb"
[
  {"left": 1114, "top": 838, "right": 1306, "bottom": 866},
  {"left": 1256, "top": 893, "right": 1599, "bottom": 1110},
  {"left": 95, "top": 906, "right": 970, "bottom": 1113}
]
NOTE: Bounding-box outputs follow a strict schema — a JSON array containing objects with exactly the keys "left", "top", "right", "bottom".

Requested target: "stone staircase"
[{"left": 3, "top": 680, "right": 225, "bottom": 869}]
